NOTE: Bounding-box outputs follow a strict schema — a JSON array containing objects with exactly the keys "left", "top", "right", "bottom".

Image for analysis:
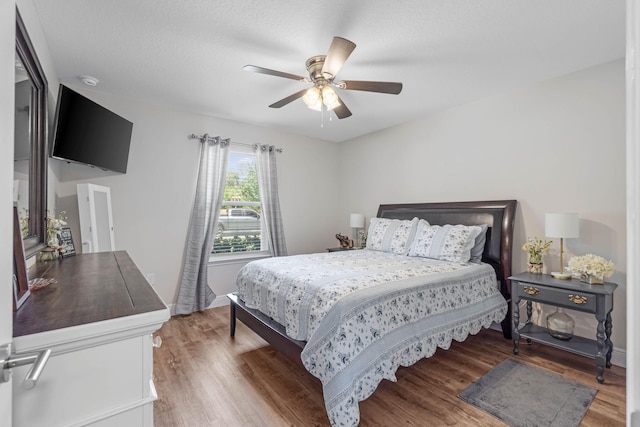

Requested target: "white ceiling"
[{"left": 31, "top": 0, "right": 625, "bottom": 143}]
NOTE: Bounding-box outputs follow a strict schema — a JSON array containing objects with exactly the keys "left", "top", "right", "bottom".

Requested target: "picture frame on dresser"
[
  {"left": 13, "top": 205, "right": 30, "bottom": 310},
  {"left": 58, "top": 227, "right": 76, "bottom": 257}
]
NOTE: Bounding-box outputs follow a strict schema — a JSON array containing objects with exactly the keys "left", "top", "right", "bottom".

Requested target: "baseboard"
[
  {"left": 611, "top": 347, "right": 626, "bottom": 368},
  {"left": 210, "top": 295, "right": 231, "bottom": 308}
]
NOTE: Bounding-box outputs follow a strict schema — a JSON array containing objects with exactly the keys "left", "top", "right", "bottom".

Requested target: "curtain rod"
[{"left": 188, "top": 133, "right": 283, "bottom": 153}]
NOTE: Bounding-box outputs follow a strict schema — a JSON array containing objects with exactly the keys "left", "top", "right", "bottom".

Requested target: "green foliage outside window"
[
  {"left": 213, "top": 151, "right": 263, "bottom": 254},
  {"left": 212, "top": 234, "right": 261, "bottom": 254}
]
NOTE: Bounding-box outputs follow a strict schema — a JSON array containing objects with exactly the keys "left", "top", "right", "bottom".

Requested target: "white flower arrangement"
[
  {"left": 46, "top": 210, "right": 67, "bottom": 247},
  {"left": 19, "top": 208, "right": 29, "bottom": 238},
  {"left": 522, "top": 237, "right": 552, "bottom": 264},
  {"left": 567, "top": 254, "right": 615, "bottom": 281}
]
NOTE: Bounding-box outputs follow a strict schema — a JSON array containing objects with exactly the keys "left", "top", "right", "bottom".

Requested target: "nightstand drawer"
[{"left": 515, "top": 283, "right": 596, "bottom": 312}]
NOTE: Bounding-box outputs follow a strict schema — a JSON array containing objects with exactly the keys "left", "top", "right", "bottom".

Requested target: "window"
[{"left": 212, "top": 149, "right": 265, "bottom": 255}]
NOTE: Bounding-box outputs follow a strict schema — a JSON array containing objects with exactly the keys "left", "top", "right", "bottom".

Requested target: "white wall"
[
  {"left": 53, "top": 91, "right": 341, "bottom": 308},
  {"left": 338, "top": 60, "right": 627, "bottom": 350}
]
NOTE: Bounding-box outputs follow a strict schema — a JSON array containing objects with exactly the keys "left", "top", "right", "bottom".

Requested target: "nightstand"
[{"left": 510, "top": 272, "right": 617, "bottom": 383}]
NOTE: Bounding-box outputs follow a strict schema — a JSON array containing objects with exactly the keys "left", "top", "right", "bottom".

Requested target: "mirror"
[{"left": 14, "top": 9, "right": 47, "bottom": 258}]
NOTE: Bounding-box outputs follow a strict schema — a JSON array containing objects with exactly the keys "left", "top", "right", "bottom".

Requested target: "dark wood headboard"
[{"left": 377, "top": 200, "right": 517, "bottom": 338}]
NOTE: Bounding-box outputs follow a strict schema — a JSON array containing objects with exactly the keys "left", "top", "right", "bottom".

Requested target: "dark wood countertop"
[{"left": 13, "top": 251, "right": 167, "bottom": 337}]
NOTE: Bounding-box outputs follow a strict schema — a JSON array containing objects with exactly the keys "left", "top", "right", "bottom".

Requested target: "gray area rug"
[{"left": 458, "top": 358, "right": 597, "bottom": 427}]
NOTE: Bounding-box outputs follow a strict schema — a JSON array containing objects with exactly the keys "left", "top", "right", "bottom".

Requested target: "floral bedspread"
[{"left": 236, "top": 249, "right": 507, "bottom": 427}]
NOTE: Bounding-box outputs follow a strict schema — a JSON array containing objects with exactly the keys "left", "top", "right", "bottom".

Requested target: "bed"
[{"left": 228, "top": 200, "right": 517, "bottom": 426}]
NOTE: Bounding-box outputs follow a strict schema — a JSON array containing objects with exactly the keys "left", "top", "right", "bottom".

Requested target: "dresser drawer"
[{"left": 515, "top": 283, "right": 596, "bottom": 312}]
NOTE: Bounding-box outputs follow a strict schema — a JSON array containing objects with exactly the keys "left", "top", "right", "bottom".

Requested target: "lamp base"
[{"left": 550, "top": 271, "right": 572, "bottom": 280}]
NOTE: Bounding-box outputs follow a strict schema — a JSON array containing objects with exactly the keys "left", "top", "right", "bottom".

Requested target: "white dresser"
[{"left": 12, "top": 251, "right": 169, "bottom": 426}]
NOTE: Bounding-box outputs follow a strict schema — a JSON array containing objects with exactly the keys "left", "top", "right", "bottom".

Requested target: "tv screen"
[{"left": 51, "top": 85, "right": 133, "bottom": 173}]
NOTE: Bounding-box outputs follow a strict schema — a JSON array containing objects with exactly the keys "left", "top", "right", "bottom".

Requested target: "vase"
[
  {"left": 580, "top": 274, "right": 604, "bottom": 285},
  {"left": 546, "top": 307, "right": 575, "bottom": 340},
  {"left": 47, "top": 230, "right": 59, "bottom": 247},
  {"left": 527, "top": 262, "right": 543, "bottom": 274}
]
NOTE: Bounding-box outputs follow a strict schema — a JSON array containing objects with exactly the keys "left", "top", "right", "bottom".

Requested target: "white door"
[
  {"left": 77, "top": 183, "right": 116, "bottom": 253},
  {"left": 1, "top": 2, "right": 16, "bottom": 423},
  {"left": 0, "top": 259, "right": 12, "bottom": 426},
  {"left": 1, "top": 2, "right": 15, "bottom": 422}
]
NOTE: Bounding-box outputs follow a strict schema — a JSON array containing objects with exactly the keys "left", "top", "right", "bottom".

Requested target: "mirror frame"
[{"left": 16, "top": 8, "right": 48, "bottom": 258}]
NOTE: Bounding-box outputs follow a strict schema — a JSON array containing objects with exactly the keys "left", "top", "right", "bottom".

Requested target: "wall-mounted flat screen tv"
[{"left": 51, "top": 85, "right": 133, "bottom": 173}]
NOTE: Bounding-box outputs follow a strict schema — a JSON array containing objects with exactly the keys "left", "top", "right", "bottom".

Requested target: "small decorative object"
[
  {"left": 38, "top": 246, "right": 59, "bottom": 261},
  {"left": 522, "top": 237, "right": 552, "bottom": 274},
  {"left": 566, "top": 254, "right": 615, "bottom": 285},
  {"left": 45, "top": 209, "right": 67, "bottom": 248},
  {"left": 358, "top": 229, "right": 367, "bottom": 248},
  {"left": 546, "top": 307, "right": 575, "bottom": 340},
  {"left": 545, "top": 213, "right": 580, "bottom": 279},
  {"left": 58, "top": 227, "right": 76, "bottom": 257},
  {"left": 28, "top": 277, "right": 57, "bottom": 291},
  {"left": 335, "top": 233, "right": 351, "bottom": 248}
]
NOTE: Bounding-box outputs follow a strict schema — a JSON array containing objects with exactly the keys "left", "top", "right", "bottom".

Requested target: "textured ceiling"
[{"left": 31, "top": 0, "right": 625, "bottom": 143}]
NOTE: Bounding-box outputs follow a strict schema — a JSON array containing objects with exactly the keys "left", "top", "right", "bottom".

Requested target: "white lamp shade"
[
  {"left": 545, "top": 213, "right": 579, "bottom": 238},
  {"left": 350, "top": 213, "right": 365, "bottom": 228}
]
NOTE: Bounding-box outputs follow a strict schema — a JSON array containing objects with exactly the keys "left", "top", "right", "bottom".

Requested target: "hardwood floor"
[{"left": 153, "top": 306, "right": 625, "bottom": 426}]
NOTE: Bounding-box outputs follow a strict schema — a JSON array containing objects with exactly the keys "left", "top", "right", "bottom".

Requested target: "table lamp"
[
  {"left": 350, "top": 213, "right": 365, "bottom": 248},
  {"left": 545, "top": 213, "right": 579, "bottom": 279}
]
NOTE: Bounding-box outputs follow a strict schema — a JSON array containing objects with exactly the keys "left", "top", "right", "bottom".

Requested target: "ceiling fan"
[{"left": 243, "top": 36, "right": 403, "bottom": 119}]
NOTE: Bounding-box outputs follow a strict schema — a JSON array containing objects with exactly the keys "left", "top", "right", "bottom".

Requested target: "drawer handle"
[
  {"left": 523, "top": 286, "right": 539, "bottom": 295},
  {"left": 568, "top": 294, "right": 588, "bottom": 304},
  {"left": 0, "top": 344, "right": 51, "bottom": 389}
]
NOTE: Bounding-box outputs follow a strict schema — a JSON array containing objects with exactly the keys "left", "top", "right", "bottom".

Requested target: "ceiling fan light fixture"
[
  {"left": 244, "top": 36, "right": 399, "bottom": 119},
  {"left": 322, "top": 86, "right": 340, "bottom": 109},
  {"left": 303, "top": 86, "right": 321, "bottom": 107},
  {"left": 307, "top": 99, "right": 322, "bottom": 111}
]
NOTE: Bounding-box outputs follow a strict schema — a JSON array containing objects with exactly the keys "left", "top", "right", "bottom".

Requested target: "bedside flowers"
[
  {"left": 522, "top": 237, "right": 552, "bottom": 265},
  {"left": 567, "top": 254, "right": 614, "bottom": 284}
]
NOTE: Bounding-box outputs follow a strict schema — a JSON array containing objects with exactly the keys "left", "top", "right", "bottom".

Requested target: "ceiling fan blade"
[
  {"left": 243, "top": 65, "right": 307, "bottom": 82},
  {"left": 321, "top": 37, "right": 356, "bottom": 79},
  {"left": 338, "top": 80, "right": 403, "bottom": 95},
  {"left": 268, "top": 88, "right": 308, "bottom": 108},
  {"left": 332, "top": 94, "right": 352, "bottom": 119}
]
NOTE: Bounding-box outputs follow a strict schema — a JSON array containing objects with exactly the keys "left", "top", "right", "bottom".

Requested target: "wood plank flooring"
[{"left": 153, "top": 306, "right": 625, "bottom": 426}]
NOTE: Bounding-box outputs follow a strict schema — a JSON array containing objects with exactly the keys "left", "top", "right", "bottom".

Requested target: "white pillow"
[
  {"left": 366, "top": 217, "right": 419, "bottom": 255},
  {"left": 409, "top": 221, "right": 482, "bottom": 263}
]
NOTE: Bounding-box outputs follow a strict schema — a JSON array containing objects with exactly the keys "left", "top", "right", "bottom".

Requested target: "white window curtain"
[
  {"left": 255, "top": 144, "right": 287, "bottom": 256},
  {"left": 176, "top": 136, "right": 230, "bottom": 315}
]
